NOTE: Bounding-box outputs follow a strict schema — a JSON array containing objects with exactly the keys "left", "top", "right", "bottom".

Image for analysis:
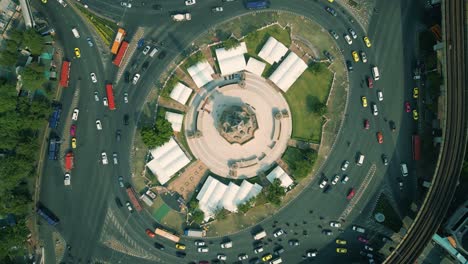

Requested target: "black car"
[
  {"left": 389, "top": 120, "right": 396, "bottom": 131},
  {"left": 323, "top": 185, "right": 331, "bottom": 193},
  {"left": 274, "top": 246, "right": 285, "bottom": 255},
  {"left": 381, "top": 154, "right": 389, "bottom": 166},
  {"left": 115, "top": 197, "right": 123, "bottom": 207},
  {"left": 154, "top": 242, "right": 165, "bottom": 250},
  {"left": 124, "top": 114, "right": 129, "bottom": 125},
  {"left": 158, "top": 51, "right": 166, "bottom": 60},
  {"left": 175, "top": 251, "right": 186, "bottom": 258},
  {"left": 124, "top": 71, "right": 130, "bottom": 83},
  {"left": 323, "top": 50, "right": 334, "bottom": 62},
  {"left": 346, "top": 60, "right": 353, "bottom": 72},
  {"left": 116, "top": 129, "right": 121, "bottom": 141},
  {"left": 322, "top": 229, "right": 333, "bottom": 236}
]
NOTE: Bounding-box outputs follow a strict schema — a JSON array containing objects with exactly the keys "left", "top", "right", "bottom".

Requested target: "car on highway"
[
  {"left": 220, "top": 240, "right": 232, "bottom": 248},
  {"left": 341, "top": 160, "right": 350, "bottom": 171},
  {"left": 351, "top": 51, "right": 360, "bottom": 62},
  {"left": 363, "top": 36, "right": 372, "bottom": 47},
  {"left": 142, "top": 45, "right": 151, "bottom": 55},
  {"left": 113, "top": 153, "right": 118, "bottom": 165},
  {"left": 217, "top": 254, "right": 227, "bottom": 260},
  {"left": 118, "top": 176, "right": 124, "bottom": 188},
  {"left": 194, "top": 241, "right": 206, "bottom": 246},
  {"left": 253, "top": 246, "right": 264, "bottom": 253},
  {"left": 413, "top": 109, "right": 419, "bottom": 120},
  {"left": 212, "top": 6, "right": 223, "bottom": 12},
  {"left": 101, "top": 152, "right": 108, "bottom": 165},
  {"left": 145, "top": 229, "right": 156, "bottom": 238},
  {"left": 238, "top": 253, "right": 248, "bottom": 260},
  {"left": 322, "top": 229, "right": 333, "bottom": 236},
  {"left": 372, "top": 103, "right": 378, "bottom": 116},
  {"left": 71, "top": 137, "right": 77, "bottom": 149},
  {"left": 90, "top": 72, "right": 97, "bottom": 83},
  {"left": 341, "top": 175, "right": 349, "bottom": 184},
  {"left": 262, "top": 254, "right": 272, "bottom": 261},
  {"left": 348, "top": 28, "right": 357, "bottom": 39},
  {"left": 198, "top": 247, "right": 209, "bottom": 253},
  {"left": 377, "top": 90, "right": 384, "bottom": 101},
  {"left": 74, "top": 48, "right": 81, "bottom": 58},
  {"left": 332, "top": 175, "right": 340, "bottom": 185},
  {"left": 103, "top": 97, "right": 108, "bottom": 106},
  {"left": 325, "top": 6, "right": 337, "bottom": 16},
  {"left": 319, "top": 179, "right": 328, "bottom": 188},
  {"left": 86, "top": 37, "right": 93, "bottom": 47},
  {"left": 94, "top": 91, "right": 99, "bottom": 101},
  {"left": 185, "top": 0, "right": 196, "bottom": 5},
  {"left": 364, "top": 119, "right": 370, "bottom": 129},
  {"left": 124, "top": 114, "right": 129, "bottom": 125},
  {"left": 382, "top": 154, "right": 389, "bottom": 165},
  {"left": 72, "top": 108, "right": 79, "bottom": 121},
  {"left": 125, "top": 201, "right": 133, "bottom": 212},
  {"left": 116, "top": 130, "right": 121, "bottom": 142},
  {"left": 154, "top": 242, "right": 165, "bottom": 250},
  {"left": 176, "top": 243, "right": 186, "bottom": 250},
  {"left": 344, "top": 34, "right": 352, "bottom": 45},
  {"left": 273, "top": 229, "right": 285, "bottom": 237},
  {"left": 329, "top": 30, "right": 339, "bottom": 39},
  {"left": 115, "top": 197, "right": 123, "bottom": 207},
  {"left": 323, "top": 185, "right": 331, "bottom": 193},
  {"left": 358, "top": 236, "right": 369, "bottom": 244},
  {"left": 352, "top": 225, "right": 366, "bottom": 233},
  {"left": 377, "top": 132, "right": 383, "bottom": 144},
  {"left": 289, "top": 239, "right": 300, "bottom": 246},
  {"left": 120, "top": 2, "right": 131, "bottom": 8},
  {"left": 405, "top": 101, "right": 411, "bottom": 112},
  {"left": 96, "top": 120, "right": 102, "bottom": 130},
  {"left": 175, "top": 251, "right": 186, "bottom": 258},
  {"left": 124, "top": 92, "right": 129, "bottom": 103},
  {"left": 389, "top": 120, "right": 396, "bottom": 131},
  {"left": 64, "top": 173, "right": 71, "bottom": 186},
  {"left": 132, "top": 74, "right": 141, "bottom": 85},
  {"left": 367, "top": 77, "right": 374, "bottom": 88},
  {"left": 336, "top": 239, "right": 347, "bottom": 245},
  {"left": 413, "top": 87, "right": 419, "bottom": 98},
  {"left": 330, "top": 221, "right": 341, "bottom": 228},
  {"left": 360, "top": 51, "right": 368, "bottom": 63},
  {"left": 361, "top": 96, "right": 368, "bottom": 107},
  {"left": 305, "top": 249, "right": 318, "bottom": 258},
  {"left": 364, "top": 245, "right": 374, "bottom": 251},
  {"left": 347, "top": 188, "right": 356, "bottom": 200},
  {"left": 346, "top": 60, "right": 353, "bottom": 72},
  {"left": 70, "top": 124, "right": 77, "bottom": 136},
  {"left": 336, "top": 248, "right": 347, "bottom": 254},
  {"left": 397, "top": 177, "right": 404, "bottom": 190}
]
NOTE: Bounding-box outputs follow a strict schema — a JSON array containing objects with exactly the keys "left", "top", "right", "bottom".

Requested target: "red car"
[
  {"left": 358, "top": 236, "right": 369, "bottom": 244},
  {"left": 367, "top": 77, "right": 373, "bottom": 88},
  {"left": 145, "top": 229, "right": 155, "bottom": 238},
  {"left": 364, "top": 119, "right": 370, "bottom": 129},
  {"left": 70, "top": 124, "right": 77, "bottom": 137},
  {"left": 405, "top": 101, "right": 411, "bottom": 113},
  {"left": 347, "top": 188, "right": 356, "bottom": 200},
  {"left": 377, "top": 132, "right": 383, "bottom": 144}
]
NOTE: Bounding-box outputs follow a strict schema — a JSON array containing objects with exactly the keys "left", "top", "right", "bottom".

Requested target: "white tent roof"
[
  {"left": 165, "top": 112, "right": 184, "bottom": 132},
  {"left": 187, "top": 61, "right": 214, "bottom": 88},
  {"left": 267, "top": 166, "right": 294, "bottom": 188},
  {"left": 258, "top": 36, "right": 289, "bottom": 65},
  {"left": 245, "top": 57, "right": 266, "bottom": 76},
  {"left": 215, "top": 42, "right": 247, "bottom": 76},
  {"left": 268, "top": 52, "right": 308, "bottom": 92},
  {"left": 196, "top": 176, "right": 263, "bottom": 220},
  {"left": 170, "top": 82, "right": 193, "bottom": 105},
  {"left": 146, "top": 137, "right": 190, "bottom": 185}
]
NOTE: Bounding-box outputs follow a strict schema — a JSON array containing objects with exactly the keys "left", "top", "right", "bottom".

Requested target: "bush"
[
  {"left": 140, "top": 111, "right": 173, "bottom": 148},
  {"left": 283, "top": 147, "right": 317, "bottom": 179},
  {"left": 265, "top": 179, "right": 285, "bottom": 206},
  {"left": 223, "top": 37, "right": 241, "bottom": 50}
]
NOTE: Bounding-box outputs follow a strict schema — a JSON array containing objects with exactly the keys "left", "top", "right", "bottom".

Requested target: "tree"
[
  {"left": 22, "top": 29, "right": 43, "bottom": 55},
  {"left": 310, "top": 62, "right": 326, "bottom": 73},
  {"left": 5, "top": 40, "right": 18, "bottom": 54},
  {"left": 0, "top": 51, "right": 18, "bottom": 67},
  {"left": 306, "top": 95, "right": 327, "bottom": 115},
  {"left": 21, "top": 65, "right": 45, "bottom": 91},
  {"left": 8, "top": 29, "right": 23, "bottom": 44},
  {"left": 266, "top": 178, "right": 286, "bottom": 206},
  {"left": 191, "top": 210, "right": 204, "bottom": 225},
  {"left": 223, "top": 38, "right": 241, "bottom": 50},
  {"left": 140, "top": 116, "right": 173, "bottom": 149}
]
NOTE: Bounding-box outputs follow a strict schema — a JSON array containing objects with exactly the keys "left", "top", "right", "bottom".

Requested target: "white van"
[
  {"left": 372, "top": 66, "right": 380, "bottom": 80},
  {"left": 269, "top": 258, "right": 283, "bottom": 264},
  {"left": 253, "top": 230, "right": 267, "bottom": 240},
  {"left": 357, "top": 154, "right": 365, "bottom": 166},
  {"left": 71, "top": 27, "right": 80, "bottom": 38},
  {"left": 401, "top": 163, "right": 408, "bottom": 177},
  {"left": 149, "top": 47, "right": 159, "bottom": 57}
]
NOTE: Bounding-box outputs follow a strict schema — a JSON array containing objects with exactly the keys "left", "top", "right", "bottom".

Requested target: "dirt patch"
[{"left": 166, "top": 160, "right": 208, "bottom": 201}]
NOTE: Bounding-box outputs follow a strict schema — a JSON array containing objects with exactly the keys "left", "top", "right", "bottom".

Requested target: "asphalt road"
[{"left": 36, "top": 0, "right": 428, "bottom": 263}]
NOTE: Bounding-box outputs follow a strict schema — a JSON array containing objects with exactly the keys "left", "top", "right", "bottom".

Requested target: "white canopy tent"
[
  {"left": 268, "top": 52, "right": 308, "bottom": 92},
  {"left": 187, "top": 61, "right": 214, "bottom": 88},
  {"left": 245, "top": 57, "right": 266, "bottom": 76},
  {"left": 165, "top": 112, "right": 184, "bottom": 132},
  {"left": 266, "top": 166, "right": 294, "bottom": 188},
  {"left": 170, "top": 82, "right": 193, "bottom": 105},
  {"left": 215, "top": 42, "right": 247, "bottom": 76},
  {"left": 258, "top": 36, "right": 289, "bottom": 65}
]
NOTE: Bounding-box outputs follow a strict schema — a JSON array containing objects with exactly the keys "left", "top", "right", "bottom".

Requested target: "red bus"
[
  {"left": 412, "top": 135, "right": 421, "bottom": 161},
  {"left": 126, "top": 187, "right": 142, "bottom": 212},
  {"left": 59, "top": 60, "right": 71, "bottom": 87},
  {"left": 65, "top": 151, "right": 74, "bottom": 171},
  {"left": 105, "top": 84, "right": 116, "bottom": 110},
  {"left": 113, "top": 41, "right": 129, "bottom": 67}
]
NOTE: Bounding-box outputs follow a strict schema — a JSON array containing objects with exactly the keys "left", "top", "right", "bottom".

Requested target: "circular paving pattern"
[{"left": 185, "top": 73, "right": 292, "bottom": 178}]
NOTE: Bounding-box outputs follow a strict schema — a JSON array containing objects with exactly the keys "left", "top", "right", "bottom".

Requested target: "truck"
[
  {"left": 155, "top": 228, "right": 180, "bottom": 242},
  {"left": 49, "top": 106, "right": 62, "bottom": 128},
  {"left": 48, "top": 137, "right": 60, "bottom": 160},
  {"left": 253, "top": 230, "right": 267, "bottom": 240},
  {"left": 245, "top": 0, "right": 270, "bottom": 9},
  {"left": 37, "top": 204, "right": 59, "bottom": 226},
  {"left": 184, "top": 229, "right": 206, "bottom": 238},
  {"left": 65, "top": 152, "right": 74, "bottom": 171},
  {"left": 126, "top": 187, "right": 142, "bottom": 212},
  {"left": 111, "top": 28, "right": 126, "bottom": 54},
  {"left": 71, "top": 27, "right": 80, "bottom": 38},
  {"left": 172, "top": 13, "right": 191, "bottom": 21}
]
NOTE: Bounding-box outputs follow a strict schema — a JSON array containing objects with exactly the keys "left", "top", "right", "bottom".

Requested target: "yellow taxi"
[
  {"left": 413, "top": 87, "right": 419, "bottom": 98},
  {"left": 336, "top": 248, "right": 347, "bottom": 254},
  {"left": 352, "top": 51, "right": 360, "bottom": 62},
  {"left": 74, "top": 48, "right": 81, "bottom": 58},
  {"left": 413, "top": 109, "right": 419, "bottom": 120},
  {"left": 175, "top": 243, "right": 186, "bottom": 250},
  {"left": 71, "top": 137, "right": 77, "bottom": 149},
  {"left": 335, "top": 239, "right": 347, "bottom": 245},
  {"left": 363, "top": 36, "right": 372, "bottom": 48},
  {"left": 361, "top": 96, "right": 368, "bottom": 107},
  {"left": 262, "top": 254, "right": 273, "bottom": 261}
]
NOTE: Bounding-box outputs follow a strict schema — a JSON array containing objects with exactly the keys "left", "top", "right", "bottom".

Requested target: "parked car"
[
  {"left": 262, "top": 254, "right": 273, "bottom": 261},
  {"left": 176, "top": 243, "right": 186, "bottom": 250},
  {"left": 322, "top": 229, "right": 333, "bottom": 236},
  {"left": 341, "top": 160, "right": 350, "bottom": 171},
  {"left": 72, "top": 108, "right": 79, "bottom": 121},
  {"left": 305, "top": 249, "right": 318, "bottom": 257},
  {"left": 238, "top": 253, "right": 248, "bottom": 260},
  {"left": 329, "top": 30, "right": 339, "bottom": 39},
  {"left": 70, "top": 124, "right": 77, "bottom": 136},
  {"left": 253, "top": 246, "right": 264, "bottom": 253},
  {"left": 348, "top": 28, "right": 357, "bottom": 39},
  {"left": 273, "top": 229, "right": 285, "bottom": 237},
  {"left": 352, "top": 225, "right": 366, "bottom": 233},
  {"left": 336, "top": 248, "right": 348, "bottom": 254},
  {"left": 382, "top": 154, "right": 389, "bottom": 165},
  {"left": 344, "top": 34, "right": 353, "bottom": 45},
  {"left": 341, "top": 175, "right": 349, "bottom": 184},
  {"left": 145, "top": 229, "right": 155, "bottom": 238},
  {"left": 377, "top": 132, "right": 383, "bottom": 144},
  {"left": 405, "top": 101, "right": 411, "bottom": 112},
  {"left": 364, "top": 119, "right": 370, "bottom": 129},
  {"left": 288, "top": 239, "right": 300, "bottom": 246},
  {"left": 335, "top": 239, "right": 347, "bottom": 245},
  {"left": 185, "top": 0, "right": 196, "bottom": 5},
  {"left": 325, "top": 6, "right": 337, "bottom": 16},
  {"left": 96, "top": 120, "right": 102, "bottom": 130},
  {"left": 367, "top": 77, "right": 373, "bottom": 88},
  {"left": 194, "top": 241, "right": 206, "bottom": 246},
  {"left": 154, "top": 242, "right": 165, "bottom": 250},
  {"left": 132, "top": 73, "right": 141, "bottom": 84},
  {"left": 125, "top": 201, "right": 133, "bottom": 212},
  {"left": 346, "top": 60, "right": 353, "bottom": 72},
  {"left": 319, "top": 179, "right": 328, "bottom": 189},
  {"left": 332, "top": 175, "right": 340, "bottom": 185},
  {"left": 142, "top": 46, "right": 151, "bottom": 55},
  {"left": 217, "top": 254, "right": 227, "bottom": 260},
  {"left": 212, "top": 6, "right": 223, "bottom": 12},
  {"left": 329, "top": 221, "right": 341, "bottom": 228},
  {"left": 358, "top": 236, "right": 369, "bottom": 244},
  {"left": 197, "top": 247, "right": 209, "bottom": 253}
]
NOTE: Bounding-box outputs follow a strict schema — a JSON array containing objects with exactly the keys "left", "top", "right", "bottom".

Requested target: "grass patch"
[
  {"left": 244, "top": 24, "right": 291, "bottom": 55},
  {"left": 153, "top": 203, "right": 171, "bottom": 222},
  {"left": 181, "top": 51, "right": 206, "bottom": 72},
  {"left": 373, "top": 194, "right": 403, "bottom": 232},
  {"left": 75, "top": 5, "right": 117, "bottom": 46},
  {"left": 285, "top": 66, "right": 333, "bottom": 142},
  {"left": 161, "top": 74, "right": 181, "bottom": 98}
]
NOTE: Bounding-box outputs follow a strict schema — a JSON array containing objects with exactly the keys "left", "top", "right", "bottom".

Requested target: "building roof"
[
  {"left": 268, "top": 52, "right": 308, "bottom": 92},
  {"left": 146, "top": 137, "right": 191, "bottom": 185},
  {"left": 187, "top": 61, "right": 214, "bottom": 88},
  {"left": 215, "top": 42, "right": 247, "bottom": 76},
  {"left": 196, "top": 176, "right": 263, "bottom": 220},
  {"left": 170, "top": 82, "right": 193, "bottom": 105},
  {"left": 245, "top": 57, "right": 266, "bottom": 76},
  {"left": 165, "top": 112, "right": 184, "bottom": 132},
  {"left": 266, "top": 166, "right": 294, "bottom": 188},
  {"left": 258, "top": 36, "right": 289, "bottom": 65}
]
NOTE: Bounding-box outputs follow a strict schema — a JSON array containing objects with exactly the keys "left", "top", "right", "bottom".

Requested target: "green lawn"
[
  {"left": 285, "top": 67, "right": 333, "bottom": 142},
  {"left": 373, "top": 194, "right": 403, "bottom": 232}
]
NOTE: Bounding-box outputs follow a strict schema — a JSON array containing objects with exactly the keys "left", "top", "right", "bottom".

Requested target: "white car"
[
  {"left": 341, "top": 160, "right": 350, "bottom": 171},
  {"left": 113, "top": 152, "right": 118, "bottom": 165},
  {"left": 142, "top": 45, "right": 151, "bottom": 55},
  {"left": 185, "top": 0, "right": 196, "bottom": 5},
  {"left": 273, "top": 229, "right": 285, "bottom": 237},
  {"left": 90, "top": 72, "right": 97, "bottom": 83},
  {"left": 64, "top": 173, "right": 71, "bottom": 186},
  {"left": 197, "top": 247, "right": 209, "bottom": 253},
  {"left": 332, "top": 175, "right": 340, "bottom": 185},
  {"left": 194, "top": 241, "right": 206, "bottom": 246},
  {"left": 364, "top": 245, "right": 374, "bottom": 251},
  {"left": 306, "top": 250, "right": 318, "bottom": 257},
  {"left": 377, "top": 91, "right": 384, "bottom": 101},
  {"left": 238, "top": 254, "right": 248, "bottom": 260},
  {"left": 120, "top": 2, "right": 132, "bottom": 8},
  {"left": 344, "top": 34, "right": 352, "bottom": 45},
  {"left": 360, "top": 51, "right": 368, "bottom": 63},
  {"left": 341, "top": 175, "right": 349, "bottom": 184},
  {"left": 72, "top": 108, "right": 79, "bottom": 121},
  {"left": 94, "top": 91, "right": 99, "bottom": 101},
  {"left": 101, "top": 152, "right": 108, "bottom": 165},
  {"left": 319, "top": 179, "right": 328, "bottom": 189},
  {"left": 352, "top": 225, "right": 366, "bottom": 233},
  {"left": 348, "top": 28, "right": 357, "bottom": 39},
  {"left": 96, "top": 120, "right": 102, "bottom": 130},
  {"left": 126, "top": 201, "right": 133, "bottom": 212},
  {"left": 124, "top": 92, "right": 129, "bottom": 103},
  {"left": 253, "top": 246, "right": 264, "bottom": 253},
  {"left": 217, "top": 254, "right": 227, "bottom": 260},
  {"left": 132, "top": 73, "right": 140, "bottom": 85},
  {"left": 212, "top": 6, "right": 223, "bottom": 12},
  {"left": 103, "top": 97, "right": 108, "bottom": 106},
  {"left": 372, "top": 103, "right": 379, "bottom": 116},
  {"left": 329, "top": 221, "right": 341, "bottom": 228}
]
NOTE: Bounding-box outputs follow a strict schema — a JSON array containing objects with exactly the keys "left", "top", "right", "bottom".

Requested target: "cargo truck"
[
  {"left": 172, "top": 13, "right": 191, "bottom": 21},
  {"left": 184, "top": 229, "right": 206, "bottom": 238}
]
